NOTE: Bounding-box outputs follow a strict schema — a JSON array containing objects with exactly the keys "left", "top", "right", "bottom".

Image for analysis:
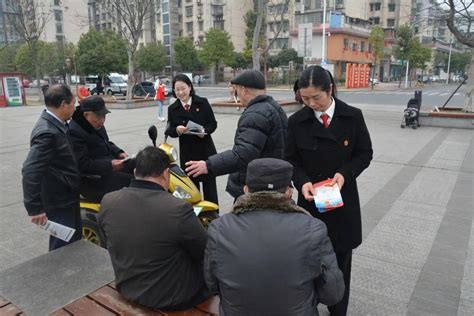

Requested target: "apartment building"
[
  {"left": 290, "top": 12, "right": 372, "bottom": 79},
  {"left": 367, "top": 0, "right": 411, "bottom": 28},
  {"left": 0, "top": 0, "right": 86, "bottom": 47}
]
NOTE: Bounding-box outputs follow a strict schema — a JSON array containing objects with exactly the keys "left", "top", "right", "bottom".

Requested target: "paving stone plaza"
[{"left": 0, "top": 98, "right": 472, "bottom": 315}]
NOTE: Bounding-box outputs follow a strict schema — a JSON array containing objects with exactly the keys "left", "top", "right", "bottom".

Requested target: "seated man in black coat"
[{"left": 68, "top": 96, "right": 133, "bottom": 202}]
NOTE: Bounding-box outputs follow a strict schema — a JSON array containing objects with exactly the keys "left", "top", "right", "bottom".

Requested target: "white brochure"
[{"left": 39, "top": 220, "right": 76, "bottom": 242}]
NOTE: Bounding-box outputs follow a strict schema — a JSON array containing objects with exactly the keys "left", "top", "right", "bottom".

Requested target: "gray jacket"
[
  {"left": 207, "top": 95, "right": 288, "bottom": 198},
  {"left": 204, "top": 192, "right": 344, "bottom": 316}
]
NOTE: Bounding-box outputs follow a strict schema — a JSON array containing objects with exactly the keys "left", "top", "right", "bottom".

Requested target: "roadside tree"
[
  {"left": 393, "top": 25, "right": 413, "bottom": 87},
  {"left": 5, "top": 0, "right": 51, "bottom": 98},
  {"left": 76, "top": 29, "right": 127, "bottom": 77},
  {"left": 15, "top": 41, "right": 56, "bottom": 78},
  {"left": 135, "top": 43, "right": 167, "bottom": 77},
  {"left": 0, "top": 44, "right": 20, "bottom": 72},
  {"left": 174, "top": 37, "right": 199, "bottom": 71},
  {"left": 106, "top": 0, "right": 155, "bottom": 100},
  {"left": 369, "top": 26, "right": 385, "bottom": 89},
  {"left": 199, "top": 28, "right": 235, "bottom": 84},
  {"left": 446, "top": 0, "right": 473, "bottom": 112}
]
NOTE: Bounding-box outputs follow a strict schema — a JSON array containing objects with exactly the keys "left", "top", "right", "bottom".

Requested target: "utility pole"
[
  {"left": 405, "top": 60, "right": 409, "bottom": 88},
  {"left": 446, "top": 40, "right": 453, "bottom": 84},
  {"left": 321, "top": 0, "right": 327, "bottom": 66}
]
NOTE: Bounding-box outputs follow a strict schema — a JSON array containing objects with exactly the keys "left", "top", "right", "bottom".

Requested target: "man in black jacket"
[
  {"left": 99, "top": 146, "right": 210, "bottom": 311},
  {"left": 22, "top": 84, "right": 82, "bottom": 250},
  {"left": 204, "top": 158, "right": 344, "bottom": 315},
  {"left": 68, "top": 96, "right": 133, "bottom": 202},
  {"left": 186, "top": 70, "right": 288, "bottom": 199}
]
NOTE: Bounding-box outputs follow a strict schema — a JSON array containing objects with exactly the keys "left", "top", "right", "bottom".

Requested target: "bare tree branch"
[{"left": 446, "top": 0, "right": 474, "bottom": 47}]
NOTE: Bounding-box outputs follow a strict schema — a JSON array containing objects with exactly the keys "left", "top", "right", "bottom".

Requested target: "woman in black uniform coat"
[
  {"left": 285, "top": 66, "right": 373, "bottom": 315},
  {"left": 165, "top": 74, "right": 218, "bottom": 204}
]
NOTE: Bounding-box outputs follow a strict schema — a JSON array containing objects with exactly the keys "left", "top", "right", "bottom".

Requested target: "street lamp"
[{"left": 65, "top": 57, "right": 72, "bottom": 86}]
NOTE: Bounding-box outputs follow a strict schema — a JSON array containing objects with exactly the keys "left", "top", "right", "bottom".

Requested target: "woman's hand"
[
  {"left": 176, "top": 125, "right": 187, "bottom": 136},
  {"left": 302, "top": 182, "right": 314, "bottom": 201},
  {"left": 329, "top": 172, "right": 345, "bottom": 189}
]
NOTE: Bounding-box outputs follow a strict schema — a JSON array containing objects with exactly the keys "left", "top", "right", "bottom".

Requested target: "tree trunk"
[
  {"left": 210, "top": 64, "right": 216, "bottom": 85},
  {"left": 371, "top": 61, "right": 376, "bottom": 90},
  {"left": 126, "top": 51, "right": 134, "bottom": 101},
  {"left": 252, "top": 0, "right": 264, "bottom": 70},
  {"left": 464, "top": 48, "right": 473, "bottom": 112}
]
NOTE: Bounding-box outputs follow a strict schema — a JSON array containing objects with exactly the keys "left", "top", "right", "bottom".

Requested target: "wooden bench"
[
  {"left": 0, "top": 241, "right": 219, "bottom": 315},
  {"left": 1, "top": 284, "right": 219, "bottom": 315}
]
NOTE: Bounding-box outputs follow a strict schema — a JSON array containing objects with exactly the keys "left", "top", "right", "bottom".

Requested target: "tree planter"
[
  {"left": 419, "top": 107, "right": 474, "bottom": 129},
  {"left": 211, "top": 99, "right": 302, "bottom": 115},
  {"left": 104, "top": 97, "right": 169, "bottom": 110}
]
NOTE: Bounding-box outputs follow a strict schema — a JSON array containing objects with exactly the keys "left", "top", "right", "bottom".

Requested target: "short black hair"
[
  {"left": 44, "top": 84, "right": 73, "bottom": 108},
  {"left": 135, "top": 146, "right": 170, "bottom": 178},
  {"left": 172, "top": 74, "right": 195, "bottom": 98}
]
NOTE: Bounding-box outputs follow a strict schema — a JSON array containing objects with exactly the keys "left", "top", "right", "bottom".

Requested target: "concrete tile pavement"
[{"left": 0, "top": 101, "right": 472, "bottom": 315}]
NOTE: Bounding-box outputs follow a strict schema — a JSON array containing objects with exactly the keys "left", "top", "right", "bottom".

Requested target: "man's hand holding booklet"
[
  {"left": 185, "top": 120, "right": 207, "bottom": 136},
  {"left": 313, "top": 179, "right": 344, "bottom": 213}
]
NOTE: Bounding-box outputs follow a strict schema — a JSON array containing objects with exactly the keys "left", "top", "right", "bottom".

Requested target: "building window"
[
  {"left": 269, "top": 38, "right": 288, "bottom": 49},
  {"left": 370, "top": 3, "right": 373, "bottom": 11},
  {"left": 387, "top": 19, "right": 395, "bottom": 27},
  {"left": 164, "top": 35, "right": 170, "bottom": 45},
  {"left": 214, "top": 20, "right": 224, "bottom": 30},
  {"left": 185, "top": 6, "right": 193, "bottom": 17},
  {"left": 370, "top": 17, "right": 380, "bottom": 25},
  {"left": 360, "top": 41, "right": 365, "bottom": 52},
  {"left": 374, "top": 3, "right": 381, "bottom": 11},
  {"left": 54, "top": 0, "right": 60, "bottom": 6},
  {"left": 54, "top": 10, "right": 62, "bottom": 22},
  {"left": 162, "top": 2, "right": 169, "bottom": 12},
  {"left": 163, "top": 13, "right": 169, "bottom": 23},
  {"left": 343, "top": 38, "right": 349, "bottom": 50},
  {"left": 56, "top": 23, "right": 63, "bottom": 34},
  {"left": 368, "top": 43, "right": 372, "bottom": 53},
  {"left": 186, "top": 21, "right": 193, "bottom": 33},
  {"left": 199, "top": 21, "right": 203, "bottom": 31},
  {"left": 352, "top": 41, "right": 357, "bottom": 51},
  {"left": 163, "top": 24, "right": 169, "bottom": 34},
  {"left": 388, "top": 4, "right": 395, "bottom": 12},
  {"left": 283, "top": 21, "right": 289, "bottom": 32}
]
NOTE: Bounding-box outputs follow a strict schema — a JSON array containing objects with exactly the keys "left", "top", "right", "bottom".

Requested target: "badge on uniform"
[
  {"left": 196, "top": 108, "right": 200, "bottom": 112},
  {"left": 343, "top": 139, "right": 349, "bottom": 146}
]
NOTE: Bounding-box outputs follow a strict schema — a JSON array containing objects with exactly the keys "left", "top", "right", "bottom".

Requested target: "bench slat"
[
  {"left": 0, "top": 297, "right": 9, "bottom": 308},
  {"left": 0, "top": 302, "right": 22, "bottom": 316},
  {"left": 49, "top": 309, "right": 72, "bottom": 316},
  {"left": 88, "top": 285, "right": 165, "bottom": 315},
  {"left": 63, "top": 296, "right": 117, "bottom": 316}
]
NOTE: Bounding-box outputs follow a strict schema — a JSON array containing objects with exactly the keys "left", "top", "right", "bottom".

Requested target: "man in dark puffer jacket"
[{"left": 186, "top": 70, "right": 288, "bottom": 199}]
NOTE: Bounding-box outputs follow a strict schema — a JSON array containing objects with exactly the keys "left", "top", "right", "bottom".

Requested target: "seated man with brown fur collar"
[{"left": 204, "top": 158, "right": 344, "bottom": 316}]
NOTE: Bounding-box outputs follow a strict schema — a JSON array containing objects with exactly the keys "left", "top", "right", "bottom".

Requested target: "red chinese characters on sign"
[{"left": 345, "top": 63, "right": 370, "bottom": 89}]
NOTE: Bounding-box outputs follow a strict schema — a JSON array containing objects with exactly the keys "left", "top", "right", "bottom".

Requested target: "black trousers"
[
  {"left": 328, "top": 250, "right": 352, "bottom": 316},
  {"left": 191, "top": 176, "right": 218, "bottom": 205},
  {"left": 81, "top": 171, "right": 133, "bottom": 203},
  {"left": 46, "top": 203, "right": 82, "bottom": 251}
]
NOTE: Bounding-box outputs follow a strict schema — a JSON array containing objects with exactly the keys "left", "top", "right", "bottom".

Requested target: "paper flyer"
[
  {"left": 185, "top": 120, "right": 206, "bottom": 135},
  {"left": 39, "top": 220, "right": 76, "bottom": 242},
  {"left": 313, "top": 179, "right": 344, "bottom": 213}
]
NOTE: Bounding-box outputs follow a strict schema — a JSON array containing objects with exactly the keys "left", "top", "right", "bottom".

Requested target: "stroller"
[{"left": 401, "top": 91, "right": 422, "bottom": 129}]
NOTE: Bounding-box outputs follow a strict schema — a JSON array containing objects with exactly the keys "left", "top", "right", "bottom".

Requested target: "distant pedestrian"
[
  {"left": 154, "top": 79, "right": 166, "bottom": 122},
  {"left": 22, "top": 84, "right": 82, "bottom": 251},
  {"left": 286, "top": 65, "right": 373, "bottom": 315},
  {"left": 96, "top": 76, "right": 104, "bottom": 95}
]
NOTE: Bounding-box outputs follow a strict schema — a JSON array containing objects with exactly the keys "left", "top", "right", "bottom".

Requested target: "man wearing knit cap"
[
  {"left": 204, "top": 158, "right": 344, "bottom": 315},
  {"left": 186, "top": 70, "right": 288, "bottom": 200}
]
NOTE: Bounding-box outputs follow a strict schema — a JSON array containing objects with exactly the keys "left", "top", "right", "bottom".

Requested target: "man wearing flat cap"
[
  {"left": 68, "top": 96, "right": 133, "bottom": 202},
  {"left": 186, "top": 70, "right": 288, "bottom": 200},
  {"left": 204, "top": 158, "right": 344, "bottom": 316}
]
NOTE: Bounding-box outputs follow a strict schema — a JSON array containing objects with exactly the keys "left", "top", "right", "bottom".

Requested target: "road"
[{"left": 195, "top": 83, "right": 467, "bottom": 109}]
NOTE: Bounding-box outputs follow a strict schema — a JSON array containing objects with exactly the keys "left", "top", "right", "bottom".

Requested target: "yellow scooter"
[{"left": 80, "top": 125, "right": 219, "bottom": 247}]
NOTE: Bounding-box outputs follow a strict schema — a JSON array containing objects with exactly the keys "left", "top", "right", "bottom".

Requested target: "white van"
[{"left": 84, "top": 73, "right": 128, "bottom": 96}]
